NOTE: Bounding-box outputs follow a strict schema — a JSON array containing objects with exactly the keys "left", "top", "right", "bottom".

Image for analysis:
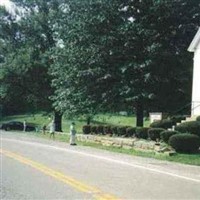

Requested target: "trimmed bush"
[
  {"left": 135, "top": 127, "right": 149, "bottom": 139},
  {"left": 82, "top": 125, "right": 91, "bottom": 134},
  {"left": 117, "top": 126, "right": 127, "bottom": 136},
  {"left": 91, "top": 126, "right": 98, "bottom": 134},
  {"left": 175, "top": 121, "right": 200, "bottom": 137},
  {"left": 148, "top": 128, "right": 165, "bottom": 141},
  {"left": 104, "top": 126, "right": 112, "bottom": 134},
  {"left": 170, "top": 115, "right": 186, "bottom": 123},
  {"left": 97, "top": 125, "right": 104, "bottom": 134},
  {"left": 169, "top": 133, "right": 200, "bottom": 153},
  {"left": 160, "top": 130, "right": 179, "bottom": 144},
  {"left": 111, "top": 126, "right": 118, "bottom": 136},
  {"left": 126, "top": 127, "right": 136, "bottom": 137},
  {"left": 196, "top": 116, "right": 200, "bottom": 122},
  {"left": 150, "top": 119, "right": 176, "bottom": 129}
]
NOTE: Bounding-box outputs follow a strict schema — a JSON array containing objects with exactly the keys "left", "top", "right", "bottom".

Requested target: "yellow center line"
[{"left": 0, "top": 149, "right": 119, "bottom": 200}]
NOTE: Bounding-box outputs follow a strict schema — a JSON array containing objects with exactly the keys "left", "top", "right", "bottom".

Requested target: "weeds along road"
[{"left": 1, "top": 131, "right": 200, "bottom": 200}]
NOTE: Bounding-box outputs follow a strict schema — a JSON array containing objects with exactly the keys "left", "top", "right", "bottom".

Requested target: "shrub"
[
  {"left": 135, "top": 127, "right": 149, "bottom": 139},
  {"left": 97, "top": 125, "right": 104, "bottom": 134},
  {"left": 150, "top": 119, "right": 175, "bottom": 129},
  {"left": 126, "top": 127, "right": 136, "bottom": 137},
  {"left": 117, "top": 126, "right": 127, "bottom": 136},
  {"left": 196, "top": 116, "right": 200, "bottom": 122},
  {"left": 148, "top": 128, "right": 165, "bottom": 141},
  {"left": 82, "top": 125, "right": 91, "bottom": 134},
  {"left": 175, "top": 121, "right": 200, "bottom": 137},
  {"left": 160, "top": 130, "right": 179, "bottom": 144},
  {"left": 90, "top": 126, "right": 98, "bottom": 134},
  {"left": 111, "top": 126, "right": 118, "bottom": 136},
  {"left": 104, "top": 126, "right": 112, "bottom": 134},
  {"left": 169, "top": 133, "right": 200, "bottom": 153},
  {"left": 170, "top": 115, "right": 186, "bottom": 123}
]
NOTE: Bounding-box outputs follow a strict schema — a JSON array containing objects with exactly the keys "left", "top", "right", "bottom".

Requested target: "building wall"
[{"left": 192, "top": 47, "right": 200, "bottom": 116}]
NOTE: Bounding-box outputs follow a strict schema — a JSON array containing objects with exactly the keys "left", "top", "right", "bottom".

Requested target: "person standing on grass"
[
  {"left": 70, "top": 122, "right": 77, "bottom": 145},
  {"left": 42, "top": 124, "right": 47, "bottom": 134},
  {"left": 49, "top": 120, "right": 55, "bottom": 139}
]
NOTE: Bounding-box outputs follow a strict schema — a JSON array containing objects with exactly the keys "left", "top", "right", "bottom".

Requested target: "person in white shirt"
[
  {"left": 23, "top": 120, "right": 27, "bottom": 132},
  {"left": 49, "top": 120, "right": 55, "bottom": 139},
  {"left": 70, "top": 122, "right": 76, "bottom": 145}
]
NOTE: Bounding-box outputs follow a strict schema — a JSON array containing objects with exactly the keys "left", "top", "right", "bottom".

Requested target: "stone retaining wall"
[{"left": 76, "top": 134, "right": 157, "bottom": 151}]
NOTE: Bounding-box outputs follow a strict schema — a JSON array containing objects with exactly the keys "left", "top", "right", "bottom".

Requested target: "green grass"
[
  {"left": 93, "top": 113, "right": 150, "bottom": 127},
  {"left": 0, "top": 112, "right": 150, "bottom": 133}
]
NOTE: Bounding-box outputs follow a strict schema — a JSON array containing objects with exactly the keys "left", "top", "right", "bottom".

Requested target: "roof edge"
[{"left": 188, "top": 27, "right": 200, "bottom": 52}]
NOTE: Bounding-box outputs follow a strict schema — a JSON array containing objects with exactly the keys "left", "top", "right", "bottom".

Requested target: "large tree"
[
  {"left": 51, "top": 0, "right": 199, "bottom": 126},
  {"left": 50, "top": 0, "right": 125, "bottom": 124},
  {"left": 1, "top": 0, "right": 199, "bottom": 128},
  {"left": 0, "top": 0, "right": 64, "bottom": 130}
]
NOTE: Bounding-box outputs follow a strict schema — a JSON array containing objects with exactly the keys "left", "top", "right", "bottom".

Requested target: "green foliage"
[
  {"left": 196, "top": 116, "right": 200, "bottom": 122},
  {"left": 82, "top": 124, "right": 136, "bottom": 137},
  {"left": 135, "top": 127, "right": 149, "bottom": 139},
  {"left": 160, "top": 130, "right": 179, "bottom": 144},
  {"left": 49, "top": 0, "right": 198, "bottom": 119},
  {"left": 150, "top": 119, "right": 175, "bottom": 129},
  {"left": 148, "top": 128, "right": 165, "bottom": 141},
  {"left": 175, "top": 121, "right": 200, "bottom": 137},
  {"left": 126, "top": 127, "right": 136, "bottom": 137},
  {"left": 0, "top": 0, "right": 57, "bottom": 115},
  {"left": 111, "top": 126, "right": 118, "bottom": 136},
  {"left": 104, "top": 126, "right": 112, "bottom": 134},
  {"left": 117, "top": 126, "right": 127, "bottom": 136},
  {"left": 1, "top": 0, "right": 200, "bottom": 127},
  {"left": 170, "top": 115, "right": 186, "bottom": 123},
  {"left": 82, "top": 125, "right": 91, "bottom": 134},
  {"left": 91, "top": 126, "right": 98, "bottom": 134},
  {"left": 169, "top": 133, "right": 200, "bottom": 153},
  {"left": 97, "top": 125, "right": 104, "bottom": 134}
]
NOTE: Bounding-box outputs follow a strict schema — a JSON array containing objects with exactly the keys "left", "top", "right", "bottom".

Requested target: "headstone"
[{"left": 149, "top": 112, "right": 162, "bottom": 123}]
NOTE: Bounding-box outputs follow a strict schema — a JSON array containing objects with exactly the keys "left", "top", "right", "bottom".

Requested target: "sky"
[
  {"left": 0, "top": 0, "right": 20, "bottom": 16},
  {"left": 0, "top": 0, "right": 14, "bottom": 12},
  {"left": 0, "top": 0, "right": 11, "bottom": 6}
]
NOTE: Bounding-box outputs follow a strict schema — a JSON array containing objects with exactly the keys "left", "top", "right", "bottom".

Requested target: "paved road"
[{"left": 1, "top": 131, "right": 200, "bottom": 200}]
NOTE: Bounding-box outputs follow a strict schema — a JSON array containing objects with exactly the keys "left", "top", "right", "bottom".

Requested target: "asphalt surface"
[{"left": 1, "top": 131, "right": 200, "bottom": 200}]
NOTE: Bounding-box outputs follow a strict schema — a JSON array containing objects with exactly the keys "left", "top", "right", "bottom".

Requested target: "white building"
[{"left": 188, "top": 28, "right": 200, "bottom": 116}]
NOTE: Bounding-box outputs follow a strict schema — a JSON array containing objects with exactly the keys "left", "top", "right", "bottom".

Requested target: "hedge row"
[
  {"left": 82, "top": 125, "right": 151, "bottom": 139},
  {"left": 175, "top": 121, "right": 200, "bottom": 137},
  {"left": 83, "top": 122, "right": 200, "bottom": 153},
  {"left": 160, "top": 130, "right": 179, "bottom": 143},
  {"left": 150, "top": 119, "right": 176, "bottom": 129},
  {"left": 169, "top": 133, "right": 200, "bottom": 153},
  {"left": 149, "top": 115, "right": 186, "bottom": 129},
  {"left": 83, "top": 125, "right": 171, "bottom": 141},
  {"left": 148, "top": 129, "right": 200, "bottom": 153}
]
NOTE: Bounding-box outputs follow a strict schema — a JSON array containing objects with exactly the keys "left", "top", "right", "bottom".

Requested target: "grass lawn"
[
  {"left": 1, "top": 113, "right": 200, "bottom": 166},
  {"left": 0, "top": 112, "right": 150, "bottom": 133}
]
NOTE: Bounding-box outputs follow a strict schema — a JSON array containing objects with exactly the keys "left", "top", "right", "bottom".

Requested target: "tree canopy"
[{"left": 0, "top": 0, "right": 199, "bottom": 126}]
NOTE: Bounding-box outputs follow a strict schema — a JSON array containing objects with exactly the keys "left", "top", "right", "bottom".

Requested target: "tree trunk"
[
  {"left": 136, "top": 100, "right": 144, "bottom": 127},
  {"left": 54, "top": 111, "right": 63, "bottom": 132},
  {"left": 87, "top": 116, "right": 91, "bottom": 125}
]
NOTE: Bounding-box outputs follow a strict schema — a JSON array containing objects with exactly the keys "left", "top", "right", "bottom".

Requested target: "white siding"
[{"left": 191, "top": 48, "right": 200, "bottom": 116}]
